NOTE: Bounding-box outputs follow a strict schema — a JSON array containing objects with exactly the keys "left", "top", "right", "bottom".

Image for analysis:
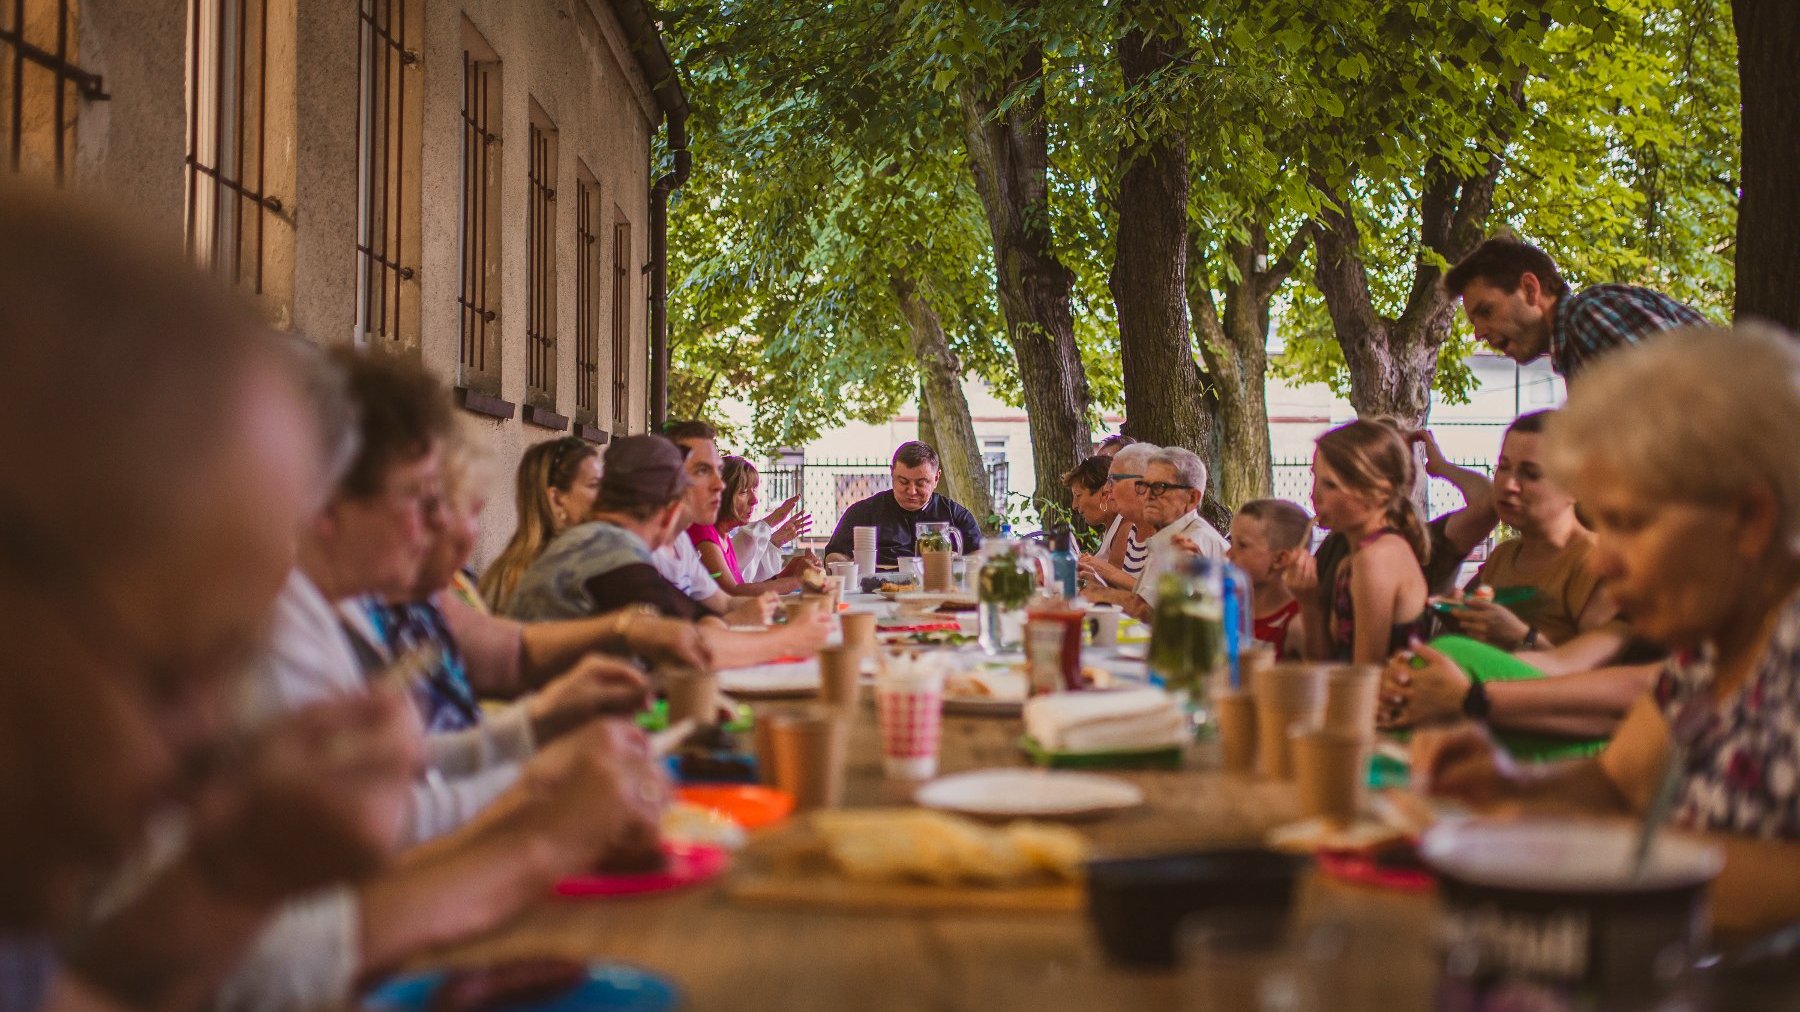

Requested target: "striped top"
[
  {"left": 1551, "top": 284, "right": 1707, "bottom": 379},
  {"left": 1123, "top": 527, "right": 1149, "bottom": 577}
]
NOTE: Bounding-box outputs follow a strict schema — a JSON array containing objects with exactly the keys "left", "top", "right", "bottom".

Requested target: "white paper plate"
[
  {"left": 716, "top": 659, "right": 821, "bottom": 698},
  {"left": 914, "top": 768, "right": 1144, "bottom": 819}
]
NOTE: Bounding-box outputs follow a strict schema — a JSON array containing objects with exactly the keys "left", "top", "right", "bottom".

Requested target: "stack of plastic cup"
[{"left": 853, "top": 525, "right": 878, "bottom": 584}]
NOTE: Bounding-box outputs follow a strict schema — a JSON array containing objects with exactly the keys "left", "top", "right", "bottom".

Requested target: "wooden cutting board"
[{"left": 726, "top": 824, "right": 1083, "bottom": 915}]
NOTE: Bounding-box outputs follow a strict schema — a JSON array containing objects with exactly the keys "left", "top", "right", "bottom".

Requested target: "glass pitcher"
[
  {"left": 1147, "top": 556, "right": 1252, "bottom": 730},
  {"left": 913, "top": 521, "right": 964, "bottom": 556},
  {"left": 976, "top": 532, "right": 1053, "bottom": 654}
]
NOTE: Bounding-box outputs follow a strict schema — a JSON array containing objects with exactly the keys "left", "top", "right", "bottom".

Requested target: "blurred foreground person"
[
  {"left": 1414, "top": 326, "right": 1800, "bottom": 936},
  {"left": 0, "top": 183, "right": 419, "bottom": 1010}
]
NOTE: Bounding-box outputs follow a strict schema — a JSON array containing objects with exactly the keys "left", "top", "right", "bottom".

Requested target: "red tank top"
[{"left": 1253, "top": 598, "right": 1301, "bottom": 659}]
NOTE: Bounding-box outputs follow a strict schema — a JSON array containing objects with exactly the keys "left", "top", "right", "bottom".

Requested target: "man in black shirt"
[{"left": 822, "top": 441, "right": 985, "bottom": 568}]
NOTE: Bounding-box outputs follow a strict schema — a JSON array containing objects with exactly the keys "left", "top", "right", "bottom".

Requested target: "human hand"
[
  {"left": 527, "top": 655, "right": 652, "bottom": 742},
  {"left": 764, "top": 494, "right": 801, "bottom": 528},
  {"left": 1283, "top": 550, "right": 1319, "bottom": 601},
  {"left": 520, "top": 721, "right": 668, "bottom": 874},
  {"left": 1171, "top": 534, "right": 1200, "bottom": 556},
  {"left": 1454, "top": 599, "right": 1532, "bottom": 649},
  {"left": 725, "top": 593, "right": 778, "bottom": 627},
  {"left": 1408, "top": 428, "right": 1450, "bottom": 478},
  {"left": 189, "top": 691, "right": 423, "bottom": 902},
  {"left": 1410, "top": 720, "right": 1522, "bottom": 809},
  {"left": 777, "top": 550, "right": 821, "bottom": 579},
  {"left": 624, "top": 615, "right": 711, "bottom": 669},
  {"left": 772, "top": 512, "right": 813, "bottom": 547},
  {"left": 1379, "top": 642, "right": 1471, "bottom": 729},
  {"left": 780, "top": 610, "right": 834, "bottom": 655}
]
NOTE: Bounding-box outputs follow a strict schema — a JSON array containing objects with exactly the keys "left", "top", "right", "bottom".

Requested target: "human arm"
[
  {"left": 760, "top": 493, "right": 800, "bottom": 531},
  {"left": 70, "top": 695, "right": 421, "bottom": 1011},
  {"left": 699, "top": 539, "right": 803, "bottom": 597},
  {"left": 1078, "top": 554, "right": 1136, "bottom": 591},
  {"left": 1379, "top": 642, "right": 1658, "bottom": 737},
  {"left": 358, "top": 720, "right": 664, "bottom": 975},
  {"left": 1517, "top": 624, "right": 1635, "bottom": 675},
  {"left": 1411, "top": 429, "right": 1497, "bottom": 554},
  {"left": 952, "top": 503, "right": 985, "bottom": 553},
  {"left": 1413, "top": 691, "right": 1671, "bottom": 813},
  {"left": 697, "top": 609, "right": 832, "bottom": 667},
  {"left": 1285, "top": 551, "right": 1332, "bottom": 662}
]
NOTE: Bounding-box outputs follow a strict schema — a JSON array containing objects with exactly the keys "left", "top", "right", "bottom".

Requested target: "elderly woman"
[
  {"left": 1415, "top": 325, "right": 1800, "bottom": 935},
  {"left": 1084, "top": 447, "right": 1226, "bottom": 620}
]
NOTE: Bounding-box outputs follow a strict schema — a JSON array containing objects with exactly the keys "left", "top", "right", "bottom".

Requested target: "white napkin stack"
[{"left": 1023, "top": 688, "right": 1186, "bottom": 753}]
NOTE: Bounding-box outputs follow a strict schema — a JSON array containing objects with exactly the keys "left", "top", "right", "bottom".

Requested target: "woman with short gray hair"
[{"left": 1415, "top": 325, "right": 1800, "bottom": 935}]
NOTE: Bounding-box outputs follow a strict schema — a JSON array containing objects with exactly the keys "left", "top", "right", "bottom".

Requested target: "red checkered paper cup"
[{"left": 877, "top": 679, "right": 943, "bottom": 779}]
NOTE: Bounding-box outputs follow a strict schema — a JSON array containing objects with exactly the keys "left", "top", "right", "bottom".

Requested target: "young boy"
[{"left": 1226, "top": 499, "right": 1314, "bottom": 660}]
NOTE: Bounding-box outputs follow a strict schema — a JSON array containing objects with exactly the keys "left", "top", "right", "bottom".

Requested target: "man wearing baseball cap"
[{"left": 508, "top": 436, "right": 828, "bottom": 664}]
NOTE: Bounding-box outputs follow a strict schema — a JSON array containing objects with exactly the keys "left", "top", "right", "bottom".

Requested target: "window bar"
[
  {"left": 476, "top": 62, "right": 489, "bottom": 373},
  {"left": 389, "top": 0, "right": 405, "bottom": 344},
  {"left": 9, "top": 0, "right": 23, "bottom": 173},
  {"left": 210, "top": 0, "right": 226, "bottom": 277},
  {"left": 232, "top": 0, "right": 246, "bottom": 287},
  {"left": 254, "top": 0, "right": 267, "bottom": 293},
  {"left": 51, "top": 0, "right": 65, "bottom": 179},
  {"left": 184, "top": 0, "right": 201, "bottom": 253},
  {"left": 375, "top": 0, "right": 390, "bottom": 336}
]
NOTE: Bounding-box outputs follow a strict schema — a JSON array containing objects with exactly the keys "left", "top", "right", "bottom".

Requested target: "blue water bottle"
[{"left": 1049, "top": 526, "right": 1078, "bottom": 599}]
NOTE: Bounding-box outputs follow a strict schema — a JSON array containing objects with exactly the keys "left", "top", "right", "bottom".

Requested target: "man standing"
[
  {"left": 823, "top": 441, "right": 984, "bottom": 568},
  {"left": 1445, "top": 236, "right": 1707, "bottom": 380}
]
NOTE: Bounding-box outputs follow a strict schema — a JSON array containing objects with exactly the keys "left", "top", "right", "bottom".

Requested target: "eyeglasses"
[
  {"left": 1105, "top": 473, "right": 1142, "bottom": 485},
  {"left": 1137, "top": 481, "right": 1195, "bottom": 499}
]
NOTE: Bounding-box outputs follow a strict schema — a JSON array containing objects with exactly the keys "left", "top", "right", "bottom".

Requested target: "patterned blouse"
[
  {"left": 1653, "top": 586, "right": 1800, "bottom": 839},
  {"left": 360, "top": 597, "right": 483, "bottom": 733}
]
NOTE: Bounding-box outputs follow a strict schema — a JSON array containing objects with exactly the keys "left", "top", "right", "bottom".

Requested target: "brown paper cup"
[
  {"left": 817, "top": 645, "right": 862, "bottom": 708},
  {"left": 1252, "top": 664, "right": 1327, "bottom": 780},
  {"left": 922, "top": 549, "right": 954, "bottom": 592},
  {"left": 663, "top": 666, "right": 719, "bottom": 727},
  {"left": 839, "top": 611, "right": 877, "bottom": 651},
  {"left": 1215, "top": 690, "right": 1258, "bottom": 774},
  {"left": 1322, "top": 665, "right": 1381, "bottom": 736},
  {"left": 767, "top": 708, "right": 849, "bottom": 810},
  {"left": 787, "top": 597, "right": 825, "bottom": 625},
  {"left": 1291, "top": 729, "right": 1370, "bottom": 827}
]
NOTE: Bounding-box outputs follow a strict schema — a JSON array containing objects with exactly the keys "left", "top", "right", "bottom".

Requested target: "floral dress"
[{"left": 1654, "top": 586, "right": 1800, "bottom": 838}]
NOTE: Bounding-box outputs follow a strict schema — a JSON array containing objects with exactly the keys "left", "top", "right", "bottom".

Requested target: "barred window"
[
  {"left": 456, "top": 22, "right": 503, "bottom": 399},
  {"left": 573, "top": 162, "right": 601, "bottom": 433},
  {"left": 610, "top": 218, "right": 633, "bottom": 435},
  {"left": 524, "top": 100, "right": 557, "bottom": 412},
  {"left": 354, "top": 0, "right": 422, "bottom": 351},
  {"left": 2, "top": 0, "right": 105, "bottom": 184},
  {"left": 185, "top": 0, "right": 297, "bottom": 326}
]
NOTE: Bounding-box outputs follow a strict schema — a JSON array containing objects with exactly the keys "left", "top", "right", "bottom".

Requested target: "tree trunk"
[
  {"left": 916, "top": 377, "right": 938, "bottom": 456},
  {"left": 959, "top": 37, "right": 1092, "bottom": 511},
  {"left": 1111, "top": 9, "right": 1213, "bottom": 473},
  {"left": 1310, "top": 152, "right": 1502, "bottom": 426},
  {"left": 1188, "top": 221, "right": 1307, "bottom": 509},
  {"left": 1732, "top": 0, "right": 1800, "bottom": 331},
  {"left": 893, "top": 272, "right": 994, "bottom": 523}
]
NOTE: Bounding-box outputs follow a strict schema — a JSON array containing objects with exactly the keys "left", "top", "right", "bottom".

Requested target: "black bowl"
[{"left": 1085, "top": 848, "right": 1309, "bottom": 967}]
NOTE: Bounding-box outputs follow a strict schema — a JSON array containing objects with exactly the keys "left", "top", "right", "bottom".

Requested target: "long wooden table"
[{"left": 421, "top": 691, "right": 1444, "bottom": 1011}]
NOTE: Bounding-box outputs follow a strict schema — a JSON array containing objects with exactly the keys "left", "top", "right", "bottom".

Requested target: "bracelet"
[
  {"left": 1522, "top": 626, "right": 1540, "bottom": 649},
  {"left": 608, "top": 604, "right": 656, "bottom": 646},
  {"left": 1460, "top": 678, "right": 1492, "bottom": 721}
]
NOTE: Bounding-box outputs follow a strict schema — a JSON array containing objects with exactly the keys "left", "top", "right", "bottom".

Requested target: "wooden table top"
[{"left": 419, "top": 686, "right": 1445, "bottom": 1012}]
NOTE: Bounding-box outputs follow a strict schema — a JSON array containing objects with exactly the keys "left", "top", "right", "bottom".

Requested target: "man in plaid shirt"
[{"left": 1445, "top": 237, "right": 1708, "bottom": 379}]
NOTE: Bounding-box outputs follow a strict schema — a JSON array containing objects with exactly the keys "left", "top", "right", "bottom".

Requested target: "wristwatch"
[
  {"left": 1461, "top": 677, "right": 1491, "bottom": 721},
  {"left": 1522, "top": 626, "right": 1540, "bottom": 649}
]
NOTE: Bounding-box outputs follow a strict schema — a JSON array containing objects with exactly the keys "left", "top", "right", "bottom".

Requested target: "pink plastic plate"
[{"left": 553, "top": 842, "right": 730, "bottom": 899}]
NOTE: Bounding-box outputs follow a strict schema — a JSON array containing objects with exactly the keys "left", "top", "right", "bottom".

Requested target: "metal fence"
[
  {"left": 759, "top": 458, "right": 1009, "bottom": 548},
  {"left": 1272, "top": 456, "right": 1500, "bottom": 566}
]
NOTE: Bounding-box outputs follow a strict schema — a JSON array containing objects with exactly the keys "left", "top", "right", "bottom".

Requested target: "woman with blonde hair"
[
  {"left": 1415, "top": 325, "right": 1800, "bottom": 935},
  {"left": 1293, "top": 419, "right": 1430, "bottom": 664},
  {"left": 480, "top": 437, "right": 600, "bottom": 613}
]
